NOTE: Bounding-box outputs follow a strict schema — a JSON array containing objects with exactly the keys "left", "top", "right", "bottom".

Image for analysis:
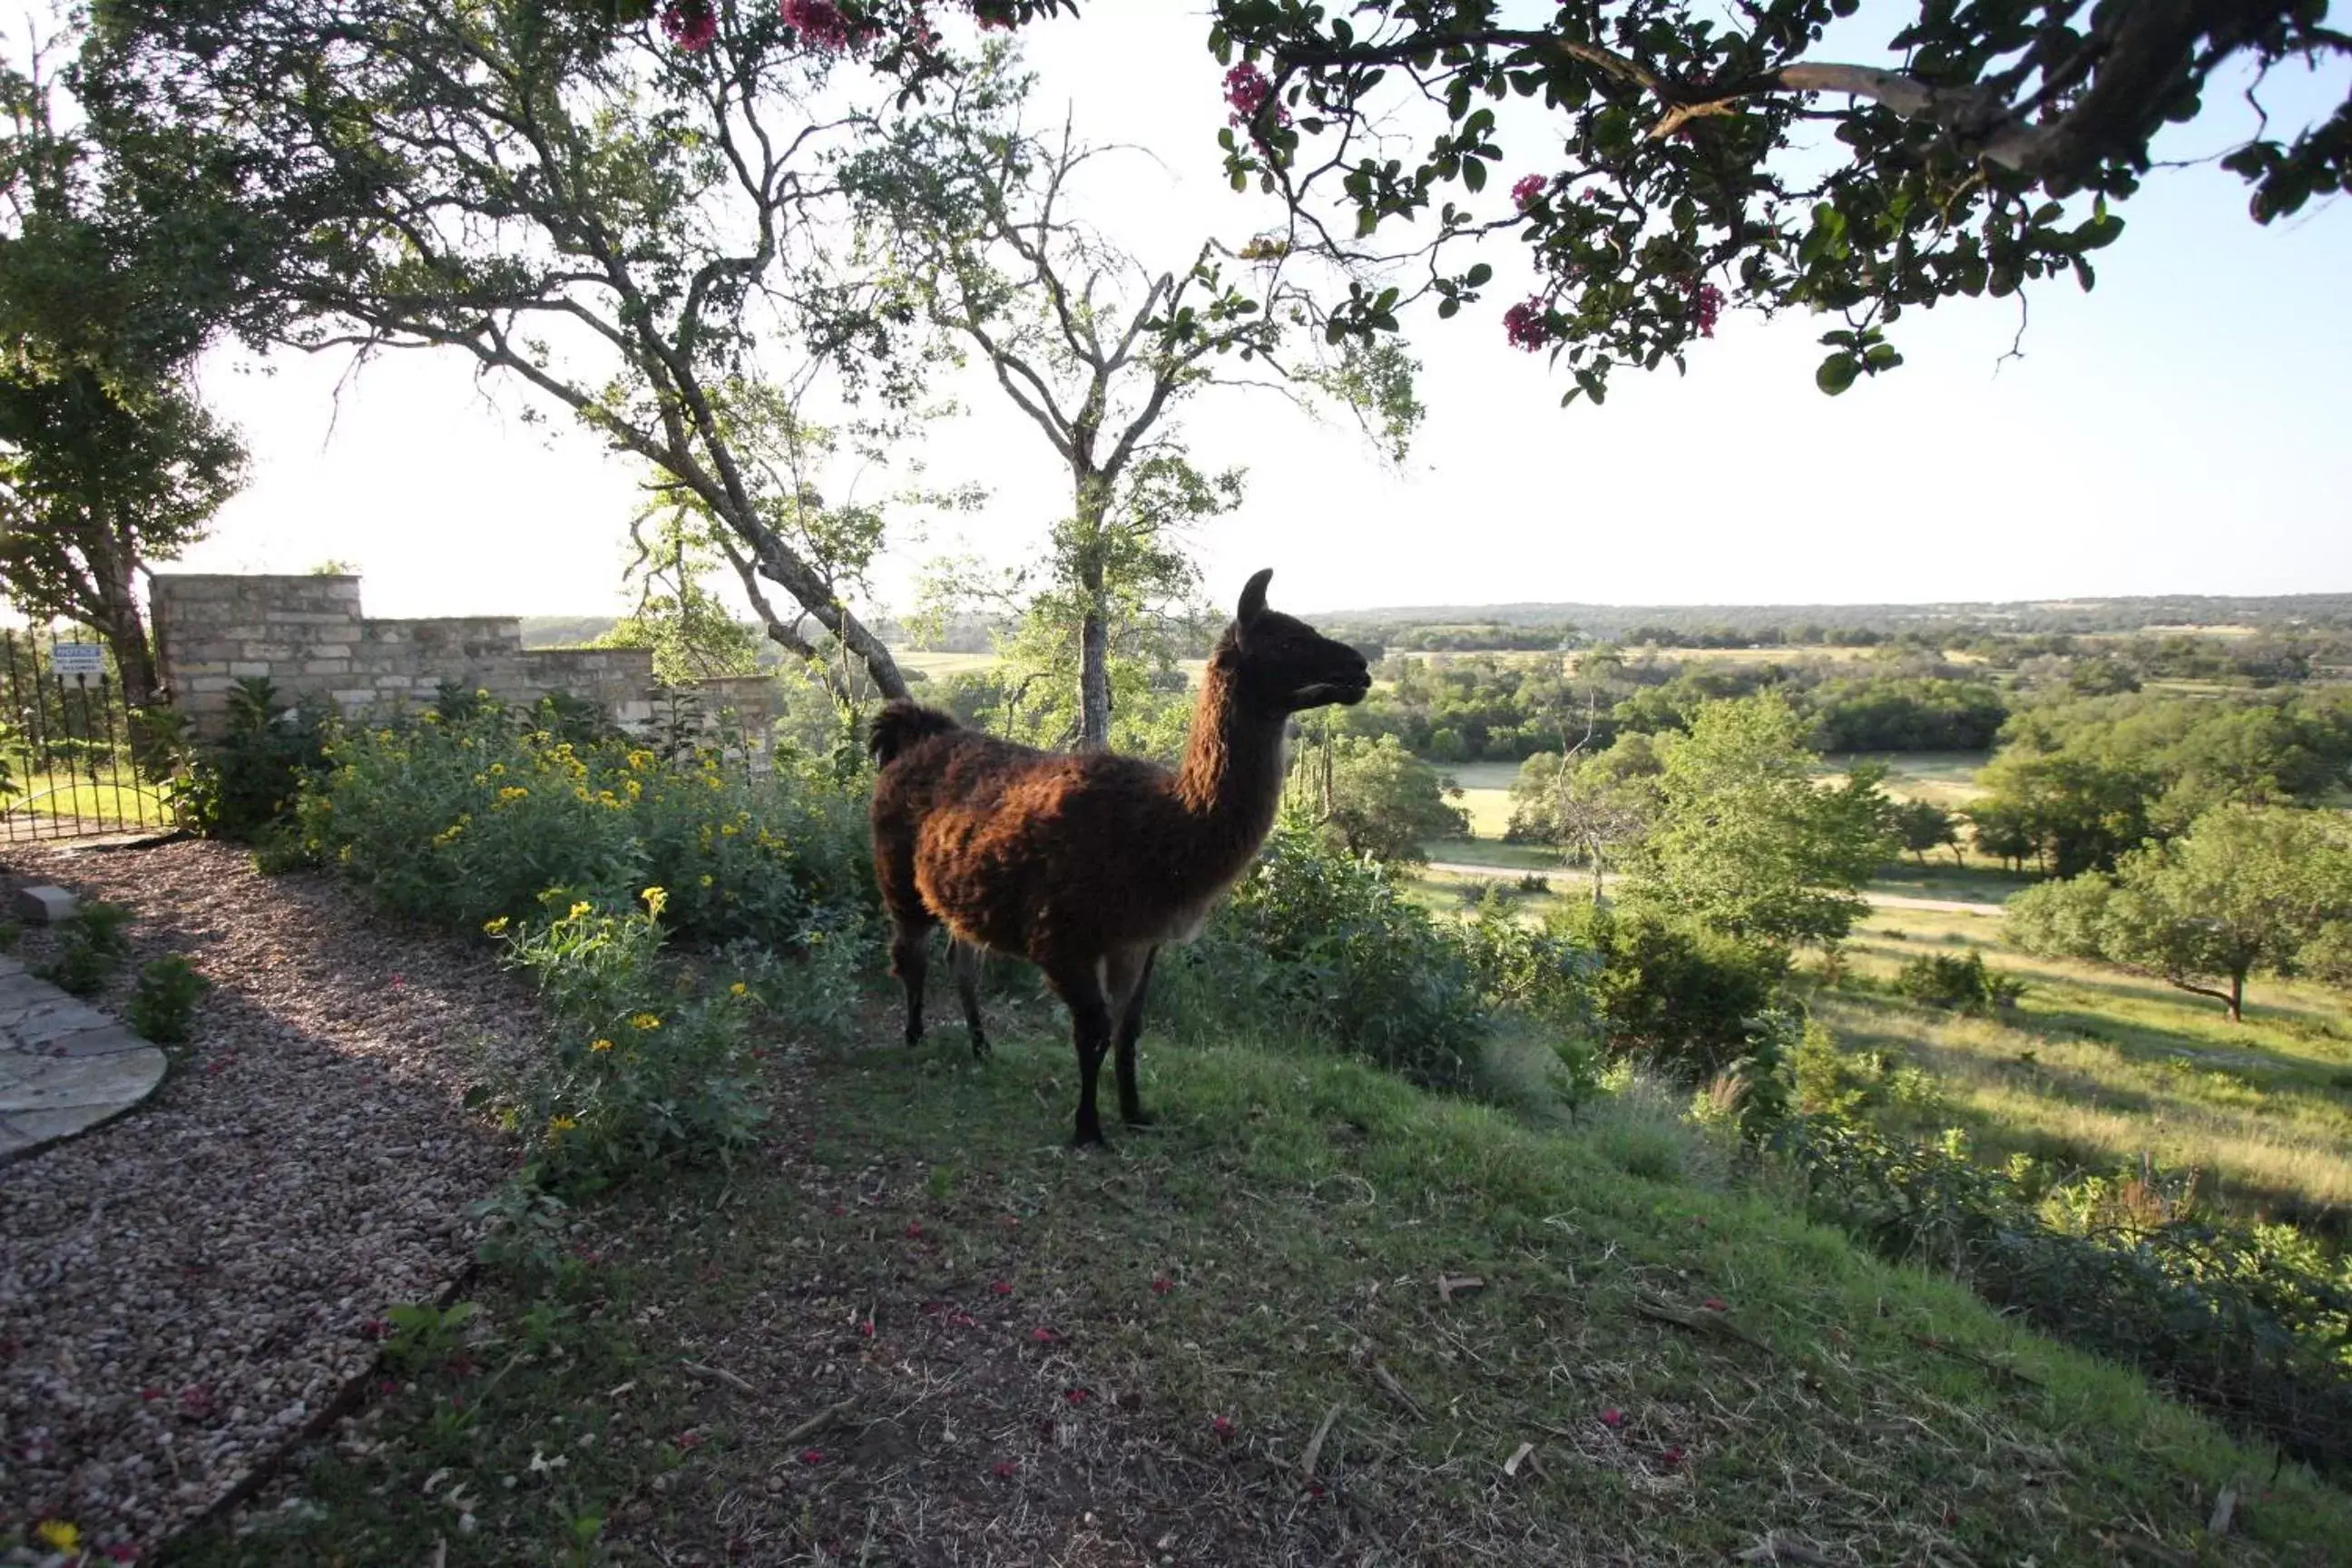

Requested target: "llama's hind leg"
[
  {"left": 1043, "top": 960, "right": 1115, "bottom": 1147},
  {"left": 950, "top": 940, "right": 990, "bottom": 1060},
  {"left": 888, "top": 916, "right": 934, "bottom": 1049},
  {"left": 1112, "top": 946, "right": 1159, "bottom": 1127}
]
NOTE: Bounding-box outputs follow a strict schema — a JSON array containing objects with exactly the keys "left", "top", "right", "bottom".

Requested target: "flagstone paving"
[{"left": 0, "top": 954, "right": 167, "bottom": 1159}]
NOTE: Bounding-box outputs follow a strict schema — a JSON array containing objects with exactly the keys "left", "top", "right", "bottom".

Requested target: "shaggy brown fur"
[{"left": 867, "top": 569, "right": 1370, "bottom": 1144}]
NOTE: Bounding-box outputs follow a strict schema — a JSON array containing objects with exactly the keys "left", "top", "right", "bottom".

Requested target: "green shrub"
[
  {"left": 483, "top": 891, "right": 767, "bottom": 1196},
  {"left": 177, "top": 677, "right": 334, "bottom": 840},
  {"left": 1168, "top": 819, "right": 1489, "bottom": 1087},
  {"left": 1560, "top": 902, "right": 1787, "bottom": 1081},
  {"left": 35, "top": 899, "right": 132, "bottom": 996},
  {"left": 128, "top": 955, "right": 210, "bottom": 1043},
  {"left": 295, "top": 710, "right": 871, "bottom": 947},
  {"left": 1895, "top": 949, "right": 2024, "bottom": 1014}
]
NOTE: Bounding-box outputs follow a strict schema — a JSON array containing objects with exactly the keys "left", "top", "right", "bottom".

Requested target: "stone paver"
[{"left": 0, "top": 954, "right": 167, "bottom": 1161}]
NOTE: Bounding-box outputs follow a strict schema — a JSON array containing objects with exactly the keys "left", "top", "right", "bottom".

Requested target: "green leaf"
[
  {"left": 1464, "top": 261, "right": 1493, "bottom": 288},
  {"left": 1816, "top": 353, "right": 1859, "bottom": 396}
]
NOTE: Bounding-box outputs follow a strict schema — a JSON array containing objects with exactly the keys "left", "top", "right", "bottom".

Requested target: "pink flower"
[
  {"left": 1151, "top": 1276, "right": 1173, "bottom": 1296},
  {"left": 780, "top": 0, "right": 853, "bottom": 52},
  {"left": 904, "top": 1221, "right": 925, "bottom": 1240},
  {"left": 1661, "top": 1445, "right": 1686, "bottom": 1465},
  {"left": 994, "top": 1458, "right": 1019, "bottom": 1476},
  {"left": 799, "top": 1446, "right": 825, "bottom": 1465},
  {"left": 1690, "top": 281, "right": 1724, "bottom": 338},
  {"left": 1211, "top": 1415, "right": 1234, "bottom": 1440},
  {"left": 1224, "top": 63, "right": 1291, "bottom": 132},
  {"left": 1511, "top": 174, "right": 1546, "bottom": 211},
  {"left": 660, "top": 1, "right": 718, "bottom": 51},
  {"left": 1700, "top": 1297, "right": 1727, "bottom": 1312},
  {"left": 1029, "top": 1326, "right": 1057, "bottom": 1343},
  {"left": 1599, "top": 1406, "right": 1625, "bottom": 1430},
  {"left": 1503, "top": 298, "right": 1551, "bottom": 352},
  {"left": 989, "top": 1279, "right": 1014, "bottom": 1296},
  {"left": 858, "top": 1319, "right": 875, "bottom": 1338},
  {"left": 1223, "top": 63, "right": 1272, "bottom": 121},
  {"left": 1063, "top": 1387, "right": 1092, "bottom": 1405},
  {"left": 676, "top": 1429, "right": 706, "bottom": 1450}
]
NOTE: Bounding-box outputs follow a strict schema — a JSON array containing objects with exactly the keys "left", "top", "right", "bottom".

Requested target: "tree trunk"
[
  {"left": 2230, "top": 969, "right": 2244, "bottom": 1024},
  {"left": 1078, "top": 601, "right": 1111, "bottom": 750}
]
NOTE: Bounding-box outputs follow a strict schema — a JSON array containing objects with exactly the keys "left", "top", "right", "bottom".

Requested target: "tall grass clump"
[{"left": 292, "top": 704, "right": 871, "bottom": 946}]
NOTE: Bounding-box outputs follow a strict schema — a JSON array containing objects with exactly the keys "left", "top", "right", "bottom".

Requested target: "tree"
[
  {"left": 1204, "top": 2, "right": 2349, "bottom": 400},
  {"left": 86, "top": 0, "right": 947, "bottom": 701},
  {"left": 589, "top": 499, "right": 762, "bottom": 683},
  {"left": 1889, "top": 798, "right": 1962, "bottom": 867},
  {"left": 1622, "top": 693, "right": 1892, "bottom": 949},
  {"left": 1289, "top": 730, "right": 1467, "bottom": 864},
  {"left": 1506, "top": 725, "right": 1662, "bottom": 897},
  {"left": 2008, "top": 806, "right": 2352, "bottom": 1020},
  {"left": 847, "top": 50, "right": 1418, "bottom": 747},
  {"left": 0, "top": 40, "right": 248, "bottom": 708}
]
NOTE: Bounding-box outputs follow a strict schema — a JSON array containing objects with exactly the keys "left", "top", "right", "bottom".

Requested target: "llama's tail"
[{"left": 867, "top": 699, "right": 962, "bottom": 767}]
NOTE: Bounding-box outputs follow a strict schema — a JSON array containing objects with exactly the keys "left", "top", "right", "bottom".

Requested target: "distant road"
[{"left": 1419, "top": 861, "right": 2006, "bottom": 916}]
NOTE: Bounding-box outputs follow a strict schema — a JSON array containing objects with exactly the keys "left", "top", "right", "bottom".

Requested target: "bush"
[
  {"left": 295, "top": 708, "right": 872, "bottom": 948},
  {"left": 1895, "top": 949, "right": 2024, "bottom": 1014},
  {"left": 35, "top": 899, "right": 132, "bottom": 997},
  {"left": 176, "top": 677, "right": 334, "bottom": 840},
  {"left": 1778, "top": 1119, "right": 2352, "bottom": 1477},
  {"left": 1560, "top": 902, "right": 1787, "bottom": 1081},
  {"left": 128, "top": 955, "right": 209, "bottom": 1043},
  {"left": 483, "top": 891, "right": 768, "bottom": 1196},
  {"left": 1168, "top": 820, "right": 1489, "bottom": 1087}
]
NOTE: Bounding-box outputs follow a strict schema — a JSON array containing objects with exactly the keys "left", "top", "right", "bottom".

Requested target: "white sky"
[{"left": 173, "top": 1, "right": 2352, "bottom": 622}]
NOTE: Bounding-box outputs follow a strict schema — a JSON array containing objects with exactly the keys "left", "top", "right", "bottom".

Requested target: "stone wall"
[{"left": 152, "top": 573, "right": 782, "bottom": 750}]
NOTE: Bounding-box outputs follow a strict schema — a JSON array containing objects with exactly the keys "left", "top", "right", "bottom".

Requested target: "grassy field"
[
  {"left": 1818, "top": 750, "right": 1990, "bottom": 808},
  {"left": 171, "top": 1006, "right": 2352, "bottom": 1565},
  {"left": 897, "top": 649, "right": 1001, "bottom": 681},
  {"left": 1825, "top": 905, "right": 2352, "bottom": 1228}
]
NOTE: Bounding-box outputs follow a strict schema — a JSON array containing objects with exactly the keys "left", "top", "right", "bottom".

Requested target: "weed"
[
  {"left": 127, "top": 955, "right": 209, "bottom": 1043},
  {"left": 35, "top": 899, "right": 132, "bottom": 996}
]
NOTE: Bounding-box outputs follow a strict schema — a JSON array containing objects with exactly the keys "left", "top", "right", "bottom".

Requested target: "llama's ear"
[{"left": 1237, "top": 568, "right": 1272, "bottom": 627}]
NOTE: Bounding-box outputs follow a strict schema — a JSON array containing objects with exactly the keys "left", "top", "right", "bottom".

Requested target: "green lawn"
[
  {"left": 2, "top": 767, "right": 175, "bottom": 829},
  {"left": 168, "top": 1009, "right": 2352, "bottom": 1565}
]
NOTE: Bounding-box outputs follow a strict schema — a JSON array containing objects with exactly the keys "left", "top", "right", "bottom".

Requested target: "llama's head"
[{"left": 1220, "top": 568, "right": 1371, "bottom": 716}]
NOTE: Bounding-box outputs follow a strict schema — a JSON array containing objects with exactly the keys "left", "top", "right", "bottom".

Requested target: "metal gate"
[{"left": 0, "top": 630, "right": 177, "bottom": 843}]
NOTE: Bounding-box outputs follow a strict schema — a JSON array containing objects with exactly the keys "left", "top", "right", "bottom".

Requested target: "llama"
[{"left": 867, "top": 569, "right": 1370, "bottom": 1145}]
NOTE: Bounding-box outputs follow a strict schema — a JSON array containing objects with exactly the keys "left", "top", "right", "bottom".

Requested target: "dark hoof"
[
  {"left": 1070, "top": 1122, "right": 1107, "bottom": 1149},
  {"left": 970, "top": 1034, "right": 993, "bottom": 1062},
  {"left": 1121, "top": 1107, "right": 1157, "bottom": 1129}
]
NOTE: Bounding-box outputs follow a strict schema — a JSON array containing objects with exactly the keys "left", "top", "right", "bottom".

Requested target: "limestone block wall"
[{"left": 153, "top": 574, "right": 782, "bottom": 751}]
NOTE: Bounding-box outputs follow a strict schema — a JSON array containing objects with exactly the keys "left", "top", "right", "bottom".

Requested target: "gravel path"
[{"left": 0, "top": 840, "right": 534, "bottom": 1558}]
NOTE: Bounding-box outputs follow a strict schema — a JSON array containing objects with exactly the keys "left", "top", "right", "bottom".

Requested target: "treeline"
[
  {"left": 1320, "top": 593, "right": 2352, "bottom": 640},
  {"left": 1338, "top": 652, "right": 2014, "bottom": 761}
]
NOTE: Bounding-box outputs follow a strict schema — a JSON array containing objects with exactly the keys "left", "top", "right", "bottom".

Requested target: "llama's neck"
[{"left": 1172, "top": 657, "right": 1288, "bottom": 868}]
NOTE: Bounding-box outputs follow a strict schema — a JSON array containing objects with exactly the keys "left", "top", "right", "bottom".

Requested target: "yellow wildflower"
[
  {"left": 484, "top": 916, "right": 510, "bottom": 936},
  {"left": 630, "top": 1012, "right": 662, "bottom": 1031},
  {"left": 589, "top": 1037, "right": 614, "bottom": 1053},
  {"left": 497, "top": 785, "right": 530, "bottom": 803},
  {"left": 568, "top": 900, "right": 593, "bottom": 920},
  {"left": 488, "top": 762, "right": 505, "bottom": 777},
  {"left": 640, "top": 886, "right": 668, "bottom": 917},
  {"left": 720, "top": 823, "right": 740, "bottom": 837},
  {"left": 625, "top": 779, "right": 643, "bottom": 801},
  {"left": 729, "top": 982, "right": 747, "bottom": 997},
  {"left": 548, "top": 1114, "right": 577, "bottom": 1135},
  {"left": 34, "top": 1521, "right": 80, "bottom": 1553},
  {"left": 700, "top": 874, "right": 714, "bottom": 888}
]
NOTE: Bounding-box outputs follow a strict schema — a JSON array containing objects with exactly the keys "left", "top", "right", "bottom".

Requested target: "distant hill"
[
  {"left": 1311, "top": 593, "right": 2352, "bottom": 641},
  {"left": 519, "top": 615, "right": 620, "bottom": 648}
]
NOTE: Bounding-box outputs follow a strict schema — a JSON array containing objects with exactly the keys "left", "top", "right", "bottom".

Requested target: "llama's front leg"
[
  {"left": 1045, "top": 961, "right": 1114, "bottom": 1147},
  {"left": 1112, "top": 946, "right": 1159, "bottom": 1126},
  {"left": 950, "top": 940, "right": 991, "bottom": 1060},
  {"left": 889, "top": 918, "right": 932, "bottom": 1049}
]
